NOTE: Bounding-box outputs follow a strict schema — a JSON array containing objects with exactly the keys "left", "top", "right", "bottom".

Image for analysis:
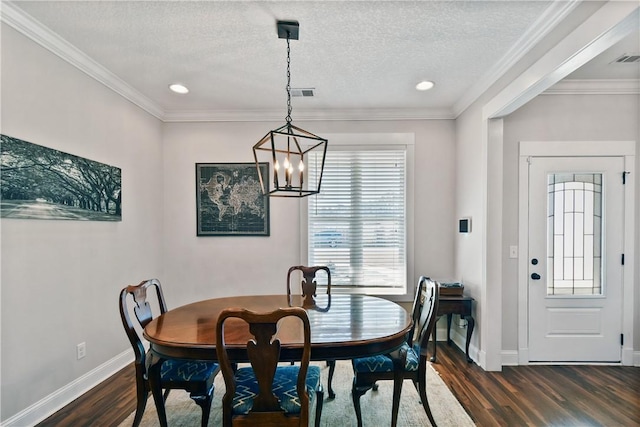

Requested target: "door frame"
[{"left": 518, "top": 140, "right": 636, "bottom": 365}]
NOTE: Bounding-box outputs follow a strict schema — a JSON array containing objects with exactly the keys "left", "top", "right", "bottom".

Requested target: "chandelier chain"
[{"left": 286, "top": 34, "right": 292, "bottom": 124}]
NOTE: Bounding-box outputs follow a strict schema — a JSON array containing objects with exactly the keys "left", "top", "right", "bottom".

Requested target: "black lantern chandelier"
[{"left": 253, "top": 21, "right": 328, "bottom": 197}]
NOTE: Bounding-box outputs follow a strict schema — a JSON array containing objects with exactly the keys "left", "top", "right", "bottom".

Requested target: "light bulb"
[{"left": 298, "top": 160, "right": 304, "bottom": 171}]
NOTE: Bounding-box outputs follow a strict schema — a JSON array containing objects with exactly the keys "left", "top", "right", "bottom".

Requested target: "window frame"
[{"left": 300, "top": 133, "right": 415, "bottom": 301}]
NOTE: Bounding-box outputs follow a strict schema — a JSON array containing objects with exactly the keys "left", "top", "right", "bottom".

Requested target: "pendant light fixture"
[{"left": 253, "top": 20, "right": 328, "bottom": 197}]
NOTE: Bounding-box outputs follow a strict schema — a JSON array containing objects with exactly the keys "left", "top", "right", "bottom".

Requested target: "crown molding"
[
  {"left": 1, "top": 1, "right": 164, "bottom": 120},
  {"left": 162, "top": 107, "right": 455, "bottom": 122},
  {"left": 452, "top": 0, "right": 582, "bottom": 117},
  {"left": 543, "top": 79, "right": 640, "bottom": 95}
]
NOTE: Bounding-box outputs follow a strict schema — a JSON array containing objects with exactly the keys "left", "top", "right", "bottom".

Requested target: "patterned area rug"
[{"left": 119, "top": 360, "right": 475, "bottom": 426}]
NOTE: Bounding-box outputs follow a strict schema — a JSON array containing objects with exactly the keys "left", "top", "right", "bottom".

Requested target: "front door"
[{"left": 528, "top": 156, "right": 624, "bottom": 362}]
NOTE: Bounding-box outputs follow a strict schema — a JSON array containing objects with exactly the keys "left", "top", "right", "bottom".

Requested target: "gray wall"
[
  {"left": 160, "top": 120, "right": 457, "bottom": 307},
  {"left": 0, "top": 25, "right": 165, "bottom": 419}
]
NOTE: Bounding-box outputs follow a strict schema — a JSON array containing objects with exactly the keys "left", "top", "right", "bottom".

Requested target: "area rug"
[{"left": 119, "top": 360, "right": 475, "bottom": 426}]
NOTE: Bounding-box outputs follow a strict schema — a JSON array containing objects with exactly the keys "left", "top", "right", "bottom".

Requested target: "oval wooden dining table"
[{"left": 143, "top": 293, "right": 412, "bottom": 426}]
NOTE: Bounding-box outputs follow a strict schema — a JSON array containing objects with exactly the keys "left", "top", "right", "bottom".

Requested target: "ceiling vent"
[
  {"left": 612, "top": 53, "right": 640, "bottom": 64},
  {"left": 291, "top": 88, "right": 315, "bottom": 97}
]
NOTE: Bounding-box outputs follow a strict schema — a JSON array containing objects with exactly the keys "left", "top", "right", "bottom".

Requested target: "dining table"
[{"left": 143, "top": 293, "right": 412, "bottom": 427}]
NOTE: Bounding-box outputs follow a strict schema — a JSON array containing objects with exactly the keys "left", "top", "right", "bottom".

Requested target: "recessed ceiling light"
[
  {"left": 169, "top": 83, "right": 189, "bottom": 94},
  {"left": 415, "top": 81, "right": 435, "bottom": 91}
]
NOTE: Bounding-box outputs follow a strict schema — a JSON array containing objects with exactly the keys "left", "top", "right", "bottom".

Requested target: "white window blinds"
[{"left": 307, "top": 149, "right": 407, "bottom": 293}]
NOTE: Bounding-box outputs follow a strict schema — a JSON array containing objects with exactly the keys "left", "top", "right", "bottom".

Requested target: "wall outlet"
[{"left": 76, "top": 342, "right": 86, "bottom": 360}]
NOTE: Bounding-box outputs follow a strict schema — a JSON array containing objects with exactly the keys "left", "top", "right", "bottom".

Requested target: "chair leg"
[
  {"left": 191, "top": 390, "right": 213, "bottom": 427},
  {"left": 352, "top": 379, "right": 373, "bottom": 427},
  {"left": 147, "top": 362, "right": 169, "bottom": 427},
  {"left": 389, "top": 346, "right": 408, "bottom": 427},
  {"left": 415, "top": 377, "right": 437, "bottom": 427},
  {"left": 327, "top": 359, "right": 336, "bottom": 399},
  {"left": 132, "top": 391, "right": 148, "bottom": 427},
  {"left": 390, "top": 374, "right": 404, "bottom": 427},
  {"left": 315, "top": 385, "right": 324, "bottom": 427}
]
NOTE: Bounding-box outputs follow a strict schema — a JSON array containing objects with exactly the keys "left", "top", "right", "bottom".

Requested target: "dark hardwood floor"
[
  {"left": 432, "top": 344, "right": 640, "bottom": 426},
  {"left": 37, "top": 343, "right": 639, "bottom": 426}
]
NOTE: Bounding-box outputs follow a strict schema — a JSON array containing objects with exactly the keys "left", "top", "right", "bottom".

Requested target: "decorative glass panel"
[{"left": 547, "top": 173, "right": 602, "bottom": 295}]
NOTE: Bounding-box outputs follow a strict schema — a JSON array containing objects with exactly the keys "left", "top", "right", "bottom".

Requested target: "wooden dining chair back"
[
  {"left": 351, "top": 276, "right": 440, "bottom": 427},
  {"left": 286, "top": 264, "right": 337, "bottom": 398},
  {"left": 119, "top": 279, "right": 219, "bottom": 427},
  {"left": 216, "top": 307, "right": 324, "bottom": 427},
  {"left": 286, "top": 265, "right": 331, "bottom": 304}
]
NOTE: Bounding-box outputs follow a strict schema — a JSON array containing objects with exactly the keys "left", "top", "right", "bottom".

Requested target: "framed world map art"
[{"left": 196, "top": 162, "right": 270, "bottom": 236}]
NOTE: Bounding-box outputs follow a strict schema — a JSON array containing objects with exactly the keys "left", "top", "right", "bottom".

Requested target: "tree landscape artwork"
[
  {"left": 0, "top": 134, "right": 122, "bottom": 221},
  {"left": 196, "top": 162, "right": 269, "bottom": 236}
]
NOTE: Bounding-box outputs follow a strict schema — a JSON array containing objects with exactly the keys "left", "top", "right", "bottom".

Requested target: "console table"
[{"left": 430, "top": 295, "right": 475, "bottom": 363}]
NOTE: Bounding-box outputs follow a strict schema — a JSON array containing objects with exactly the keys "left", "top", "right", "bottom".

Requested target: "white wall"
[
  {"left": 0, "top": 25, "right": 164, "bottom": 421},
  {"left": 502, "top": 93, "right": 640, "bottom": 351},
  {"left": 452, "top": 103, "right": 486, "bottom": 352},
  {"left": 161, "top": 120, "right": 457, "bottom": 307}
]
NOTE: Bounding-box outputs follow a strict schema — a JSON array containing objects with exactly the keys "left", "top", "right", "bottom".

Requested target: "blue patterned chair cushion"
[
  {"left": 160, "top": 359, "right": 219, "bottom": 382},
  {"left": 352, "top": 342, "right": 420, "bottom": 373},
  {"left": 231, "top": 365, "right": 321, "bottom": 415}
]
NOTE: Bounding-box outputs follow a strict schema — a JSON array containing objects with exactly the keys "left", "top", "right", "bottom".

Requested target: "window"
[
  {"left": 547, "top": 173, "right": 603, "bottom": 295},
  {"left": 306, "top": 140, "right": 411, "bottom": 295}
]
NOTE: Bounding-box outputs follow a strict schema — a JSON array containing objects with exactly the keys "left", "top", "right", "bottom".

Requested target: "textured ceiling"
[{"left": 4, "top": 1, "right": 639, "bottom": 121}]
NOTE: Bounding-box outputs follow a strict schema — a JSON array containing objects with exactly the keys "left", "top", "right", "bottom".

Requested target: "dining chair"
[
  {"left": 286, "top": 265, "right": 332, "bottom": 304},
  {"left": 351, "top": 276, "right": 440, "bottom": 427},
  {"left": 215, "top": 306, "right": 324, "bottom": 427},
  {"left": 119, "top": 279, "right": 220, "bottom": 427},
  {"left": 287, "top": 265, "right": 337, "bottom": 398}
]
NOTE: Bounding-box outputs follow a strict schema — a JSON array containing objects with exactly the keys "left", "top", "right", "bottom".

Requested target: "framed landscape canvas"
[
  {"left": 0, "top": 134, "right": 122, "bottom": 221},
  {"left": 196, "top": 162, "right": 269, "bottom": 236}
]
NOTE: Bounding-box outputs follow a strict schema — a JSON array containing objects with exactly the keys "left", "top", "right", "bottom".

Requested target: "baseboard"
[
  {"left": 1, "top": 350, "right": 133, "bottom": 427},
  {"left": 436, "top": 324, "right": 481, "bottom": 367},
  {"left": 501, "top": 350, "right": 519, "bottom": 366},
  {"left": 500, "top": 349, "right": 640, "bottom": 367}
]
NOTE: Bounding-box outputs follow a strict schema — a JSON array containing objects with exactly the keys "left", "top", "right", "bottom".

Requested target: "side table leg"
[
  {"left": 446, "top": 313, "right": 453, "bottom": 345},
  {"left": 464, "top": 315, "right": 475, "bottom": 363}
]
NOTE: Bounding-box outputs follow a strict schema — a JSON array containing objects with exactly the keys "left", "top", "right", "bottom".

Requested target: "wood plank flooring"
[
  {"left": 37, "top": 343, "right": 639, "bottom": 426},
  {"left": 432, "top": 344, "right": 640, "bottom": 426}
]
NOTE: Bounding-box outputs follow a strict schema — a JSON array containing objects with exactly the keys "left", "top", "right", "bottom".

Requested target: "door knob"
[
  {"left": 531, "top": 258, "right": 538, "bottom": 265},
  {"left": 531, "top": 273, "right": 541, "bottom": 280}
]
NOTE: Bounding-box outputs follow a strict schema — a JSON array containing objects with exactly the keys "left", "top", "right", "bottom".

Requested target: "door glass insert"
[{"left": 547, "top": 173, "right": 602, "bottom": 295}]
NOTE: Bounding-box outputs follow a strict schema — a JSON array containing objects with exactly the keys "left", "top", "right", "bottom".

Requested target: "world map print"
[{"left": 196, "top": 163, "right": 269, "bottom": 236}]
